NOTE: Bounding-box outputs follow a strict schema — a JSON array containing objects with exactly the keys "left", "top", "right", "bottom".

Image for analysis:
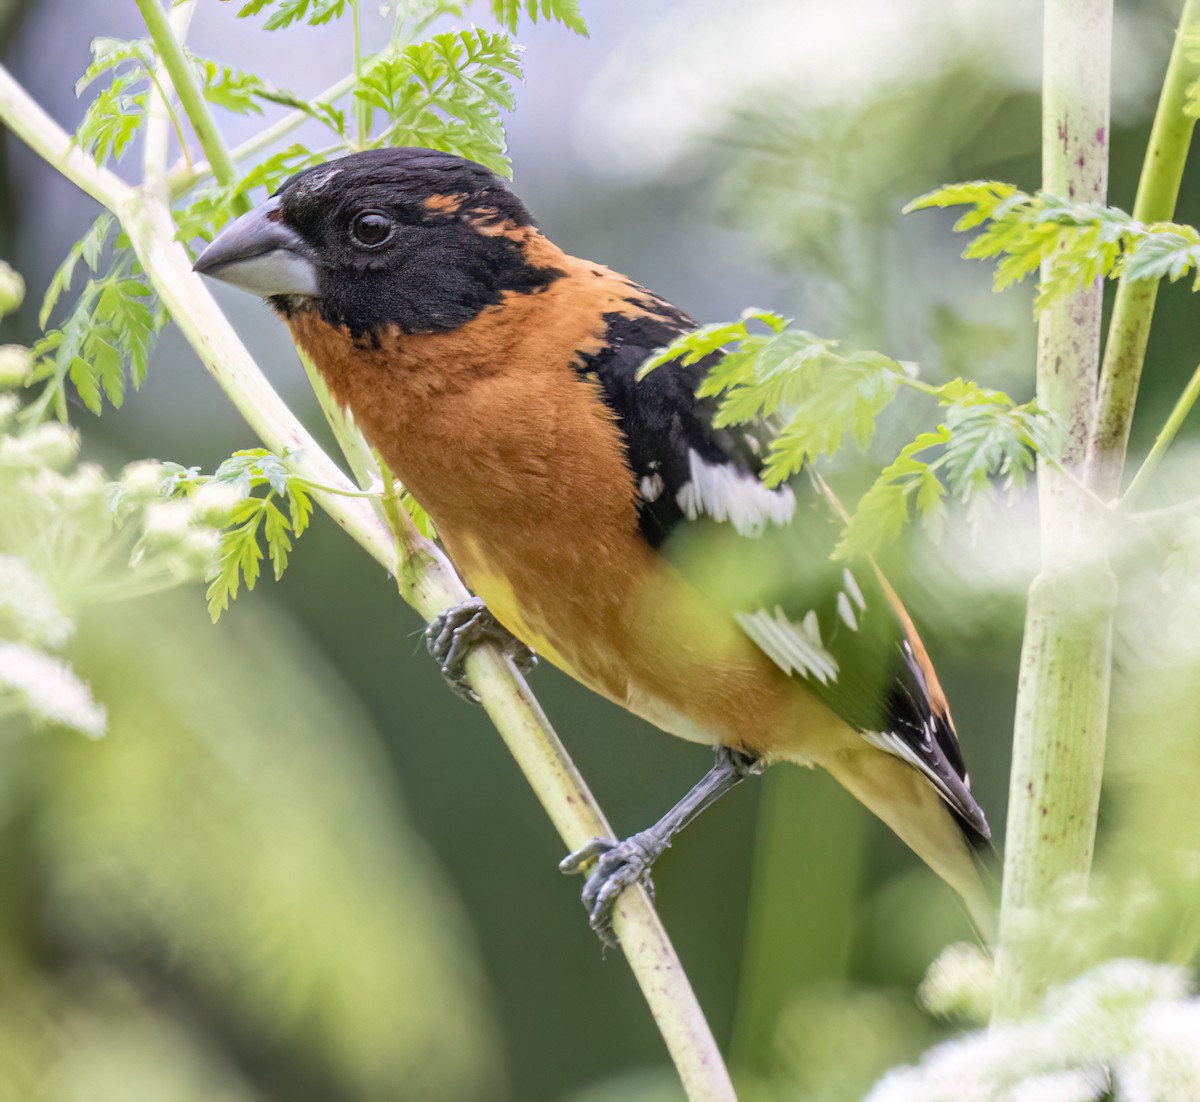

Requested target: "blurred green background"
[{"left": 2, "top": 0, "right": 1199, "bottom": 1099}]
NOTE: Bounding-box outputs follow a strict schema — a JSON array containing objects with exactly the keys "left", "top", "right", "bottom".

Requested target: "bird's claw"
[
  {"left": 425, "top": 597, "right": 537, "bottom": 705},
  {"left": 560, "top": 832, "right": 662, "bottom": 949}
]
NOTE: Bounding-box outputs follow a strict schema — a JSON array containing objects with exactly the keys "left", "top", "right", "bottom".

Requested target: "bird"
[{"left": 194, "top": 147, "right": 994, "bottom": 945}]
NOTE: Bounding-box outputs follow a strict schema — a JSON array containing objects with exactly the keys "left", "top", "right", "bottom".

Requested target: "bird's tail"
[{"left": 821, "top": 746, "right": 998, "bottom": 944}]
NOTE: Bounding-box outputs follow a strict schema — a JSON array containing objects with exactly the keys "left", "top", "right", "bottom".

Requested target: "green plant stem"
[
  {"left": 297, "top": 346, "right": 380, "bottom": 491},
  {"left": 143, "top": 0, "right": 196, "bottom": 198},
  {"left": 351, "top": 0, "right": 370, "bottom": 146},
  {"left": 167, "top": 70, "right": 359, "bottom": 198},
  {"left": 135, "top": 0, "right": 250, "bottom": 215},
  {"left": 1087, "top": 0, "right": 1200, "bottom": 497},
  {"left": 0, "top": 62, "right": 736, "bottom": 1102},
  {"left": 994, "top": 0, "right": 1117, "bottom": 1020},
  {"left": 1122, "top": 358, "right": 1200, "bottom": 508}
]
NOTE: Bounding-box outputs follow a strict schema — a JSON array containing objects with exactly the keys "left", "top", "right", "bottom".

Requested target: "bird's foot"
[
  {"left": 424, "top": 597, "right": 537, "bottom": 705},
  {"left": 559, "top": 830, "right": 665, "bottom": 949}
]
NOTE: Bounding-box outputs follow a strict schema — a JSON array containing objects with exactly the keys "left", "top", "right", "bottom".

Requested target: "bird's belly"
[
  {"left": 469, "top": 556, "right": 718, "bottom": 744},
  {"left": 446, "top": 528, "right": 816, "bottom": 756}
]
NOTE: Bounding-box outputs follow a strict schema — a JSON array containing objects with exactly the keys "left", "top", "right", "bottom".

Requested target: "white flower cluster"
[
  {"left": 0, "top": 419, "right": 80, "bottom": 470},
  {"left": 124, "top": 465, "right": 240, "bottom": 581},
  {"left": 0, "top": 642, "right": 106, "bottom": 740},
  {"left": 0, "top": 555, "right": 73, "bottom": 648},
  {"left": 0, "top": 261, "right": 108, "bottom": 741},
  {"left": 869, "top": 959, "right": 1200, "bottom": 1102}
]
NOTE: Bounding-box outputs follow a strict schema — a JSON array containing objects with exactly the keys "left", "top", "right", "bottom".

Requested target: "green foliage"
[
  {"left": 73, "top": 34, "right": 346, "bottom": 174},
  {"left": 642, "top": 311, "right": 1053, "bottom": 558},
  {"left": 1185, "top": 28, "right": 1200, "bottom": 118},
  {"left": 38, "top": 214, "right": 114, "bottom": 329},
  {"left": 490, "top": 0, "right": 587, "bottom": 36},
  {"left": 188, "top": 49, "right": 347, "bottom": 133},
  {"left": 74, "top": 37, "right": 157, "bottom": 164},
  {"left": 30, "top": 220, "right": 164, "bottom": 421},
  {"left": 355, "top": 29, "right": 523, "bottom": 175},
  {"left": 236, "top": 0, "right": 348, "bottom": 30},
  {"left": 161, "top": 450, "right": 314, "bottom": 622},
  {"left": 908, "top": 182, "right": 1200, "bottom": 311},
  {"left": 235, "top": 0, "right": 588, "bottom": 36},
  {"left": 835, "top": 388, "right": 1051, "bottom": 559},
  {"left": 401, "top": 491, "right": 437, "bottom": 539},
  {"left": 173, "top": 145, "right": 322, "bottom": 247}
]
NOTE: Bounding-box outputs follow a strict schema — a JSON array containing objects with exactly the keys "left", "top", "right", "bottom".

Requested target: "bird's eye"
[{"left": 351, "top": 212, "right": 393, "bottom": 248}]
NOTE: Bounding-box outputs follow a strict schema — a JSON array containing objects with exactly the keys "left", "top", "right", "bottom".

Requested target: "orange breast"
[{"left": 285, "top": 234, "right": 841, "bottom": 757}]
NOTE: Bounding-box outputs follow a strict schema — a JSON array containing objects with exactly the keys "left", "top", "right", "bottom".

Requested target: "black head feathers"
[{"left": 269, "top": 148, "right": 562, "bottom": 336}]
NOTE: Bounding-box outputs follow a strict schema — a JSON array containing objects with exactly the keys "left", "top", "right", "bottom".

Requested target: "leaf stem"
[
  {"left": 1086, "top": 0, "right": 1200, "bottom": 497},
  {"left": 1121, "top": 358, "right": 1200, "bottom": 509},
  {"left": 351, "top": 0, "right": 370, "bottom": 147},
  {"left": 297, "top": 346, "right": 380, "bottom": 491},
  {"left": 135, "top": 0, "right": 250, "bottom": 214},
  {"left": 0, "top": 60, "right": 737, "bottom": 1102},
  {"left": 143, "top": 0, "right": 196, "bottom": 196},
  {"left": 167, "top": 70, "right": 359, "bottom": 198}
]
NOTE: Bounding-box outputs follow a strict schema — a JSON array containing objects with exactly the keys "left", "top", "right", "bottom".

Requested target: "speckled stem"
[
  {"left": 994, "top": 0, "right": 1116, "bottom": 1019},
  {"left": 0, "top": 62, "right": 736, "bottom": 1102}
]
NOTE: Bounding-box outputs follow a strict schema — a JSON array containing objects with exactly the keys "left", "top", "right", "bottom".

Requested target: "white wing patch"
[
  {"left": 676, "top": 449, "right": 795, "bottom": 537},
  {"left": 862, "top": 729, "right": 958, "bottom": 807},
  {"left": 842, "top": 567, "right": 867, "bottom": 610},
  {"left": 835, "top": 568, "right": 866, "bottom": 631},
  {"left": 640, "top": 473, "right": 665, "bottom": 502},
  {"left": 735, "top": 606, "right": 838, "bottom": 684}
]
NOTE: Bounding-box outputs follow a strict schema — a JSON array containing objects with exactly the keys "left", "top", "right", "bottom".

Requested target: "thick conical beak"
[{"left": 193, "top": 195, "right": 319, "bottom": 298}]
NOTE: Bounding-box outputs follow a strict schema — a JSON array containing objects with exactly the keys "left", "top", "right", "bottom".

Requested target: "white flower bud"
[
  {"left": 178, "top": 527, "right": 221, "bottom": 576},
  {"left": 20, "top": 422, "right": 80, "bottom": 470},
  {"left": 56, "top": 463, "right": 108, "bottom": 512},
  {"left": 0, "top": 345, "right": 31, "bottom": 388},
  {"left": 119, "top": 459, "right": 169, "bottom": 501},
  {"left": 0, "top": 393, "right": 19, "bottom": 429},
  {"left": 140, "top": 500, "right": 195, "bottom": 549},
  {"left": 192, "top": 481, "right": 245, "bottom": 526},
  {"left": 0, "top": 262, "right": 24, "bottom": 318},
  {"left": 919, "top": 942, "right": 995, "bottom": 1023}
]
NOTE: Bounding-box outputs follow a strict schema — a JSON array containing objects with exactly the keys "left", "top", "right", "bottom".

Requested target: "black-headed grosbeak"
[{"left": 195, "top": 148, "right": 993, "bottom": 944}]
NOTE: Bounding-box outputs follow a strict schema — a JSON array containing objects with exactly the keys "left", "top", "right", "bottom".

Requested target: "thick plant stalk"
[
  {"left": 1086, "top": 0, "right": 1200, "bottom": 497},
  {"left": 0, "top": 63, "right": 737, "bottom": 1102},
  {"left": 994, "top": 0, "right": 1117, "bottom": 1019}
]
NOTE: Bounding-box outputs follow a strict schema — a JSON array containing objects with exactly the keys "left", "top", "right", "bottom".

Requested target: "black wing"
[
  {"left": 577, "top": 288, "right": 990, "bottom": 847},
  {"left": 573, "top": 293, "right": 789, "bottom": 548}
]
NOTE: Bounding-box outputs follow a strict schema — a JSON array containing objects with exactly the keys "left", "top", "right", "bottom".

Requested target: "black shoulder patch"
[{"left": 573, "top": 295, "right": 788, "bottom": 547}]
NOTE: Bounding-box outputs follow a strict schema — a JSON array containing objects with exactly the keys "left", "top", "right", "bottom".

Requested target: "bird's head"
[{"left": 193, "top": 147, "right": 564, "bottom": 338}]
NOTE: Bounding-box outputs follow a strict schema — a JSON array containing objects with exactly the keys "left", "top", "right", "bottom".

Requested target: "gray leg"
[
  {"left": 424, "top": 597, "right": 537, "bottom": 705},
  {"left": 560, "top": 745, "right": 762, "bottom": 947}
]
